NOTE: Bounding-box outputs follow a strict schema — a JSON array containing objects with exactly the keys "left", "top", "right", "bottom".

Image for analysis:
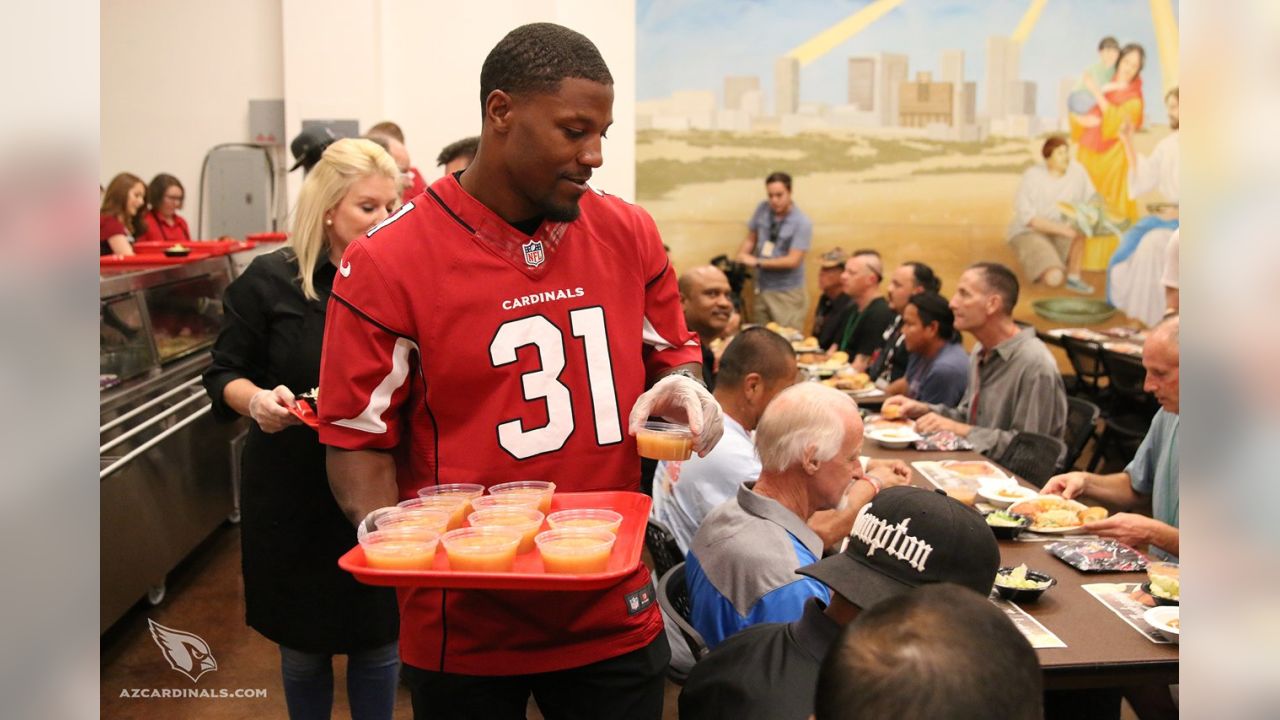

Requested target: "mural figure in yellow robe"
[{"left": 1070, "top": 43, "right": 1146, "bottom": 223}]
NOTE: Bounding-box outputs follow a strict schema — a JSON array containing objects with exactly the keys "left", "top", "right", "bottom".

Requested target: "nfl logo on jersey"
[{"left": 522, "top": 239, "right": 545, "bottom": 268}]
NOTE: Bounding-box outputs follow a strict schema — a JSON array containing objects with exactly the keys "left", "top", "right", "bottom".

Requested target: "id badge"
[{"left": 761, "top": 240, "right": 776, "bottom": 257}]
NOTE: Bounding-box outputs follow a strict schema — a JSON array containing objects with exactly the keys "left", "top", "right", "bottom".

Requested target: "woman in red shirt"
[
  {"left": 100, "top": 173, "right": 146, "bottom": 256},
  {"left": 138, "top": 174, "right": 192, "bottom": 244}
]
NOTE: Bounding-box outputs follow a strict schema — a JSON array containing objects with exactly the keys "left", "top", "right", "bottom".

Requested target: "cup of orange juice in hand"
[
  {"left": 440, "top": 527, "right": 522, "bottom": 572},
  {"left": 635, "top": 421, "right": 694, "bottom": 461},
  {"left": 536, "top": 529, "right": 616, "bottom": 574}
]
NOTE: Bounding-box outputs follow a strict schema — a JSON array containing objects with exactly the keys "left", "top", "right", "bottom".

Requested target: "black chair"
[
  {"left": 1061, "top": 397, "right": 1101, "bottom": 472},
  {"left": 658, "top": 562, "right": 709, "bottom": 678},
  {"left": 1088, "top": 349, "right": 1157, "bottom": 472},
  {"left": 646, "top": 519, "right": 685, "bottom": 581},
  {"left": 1060, "top": 336, "right": 1109, "bottom": 399},
  {"left": 997, "top": 432, "right": 1067, "bottom": 486}
]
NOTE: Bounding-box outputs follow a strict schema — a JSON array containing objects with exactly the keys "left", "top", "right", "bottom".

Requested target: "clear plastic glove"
[
  {"left": 249, "top": 385, "right": 300, "bottom": 433},
  {"left": 628, "top": 374, "right": 724, "bottom": 457}
]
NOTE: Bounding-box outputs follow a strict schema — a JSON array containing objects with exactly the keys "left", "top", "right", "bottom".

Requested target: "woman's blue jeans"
[{"left": 279, "top": 641, "right": 399, "bottom": 720}]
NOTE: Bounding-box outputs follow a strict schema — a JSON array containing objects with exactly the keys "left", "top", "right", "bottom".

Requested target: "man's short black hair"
[
  {"left": 969, "top": 262, "right": 1019, "bottom": 315},
  {"left": 907, "top": 292, "right": 957, "bottom": 343},
  {"left": 716, "top": 327, "right": 796, "bottom": 389},
  {"left": 479, "top": 23, "right": 613, "bottom": 113},
  {"left": 904, "top": 261, "right": 942, "bottom": 294},
  {"left": 814, "top": 583, "right": 1042, "bottom": 720},
  {"left": 437, "top": 136, "right": 480, "bottom": 167},
  {"left": 765, "top": 171, "right": 792, "bottom": 191}
]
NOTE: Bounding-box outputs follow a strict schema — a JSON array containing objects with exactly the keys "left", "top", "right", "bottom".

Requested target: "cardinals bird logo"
[{"left": 148, "top": 619, "right": 218, "bottom": 683}]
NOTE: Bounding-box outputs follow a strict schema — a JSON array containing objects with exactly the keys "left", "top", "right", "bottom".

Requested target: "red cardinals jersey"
[{"left": 318, "top": 174, "right": 700, "bottom": 675}]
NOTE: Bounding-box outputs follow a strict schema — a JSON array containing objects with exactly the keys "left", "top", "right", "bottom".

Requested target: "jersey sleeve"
[
  {"left": 635, "top": 206, "right": 703, "bottom": 378},
  {"left": 318, "top": 240, "right": 418, "bottom": 451}
]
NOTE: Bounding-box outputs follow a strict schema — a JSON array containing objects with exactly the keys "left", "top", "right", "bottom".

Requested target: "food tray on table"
[{"left": 339, "top": 491, "right": 649, "bottom": 590}]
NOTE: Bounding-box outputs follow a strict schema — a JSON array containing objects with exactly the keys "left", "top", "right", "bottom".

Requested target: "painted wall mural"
[{"left": 636, "top": 0, "right": 1179, "bottom": 329}]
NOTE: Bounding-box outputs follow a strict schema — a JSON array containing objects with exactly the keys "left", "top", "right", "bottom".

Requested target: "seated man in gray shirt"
[{"left": 883, "top": 262, "right": 1067, "bottom": 458}]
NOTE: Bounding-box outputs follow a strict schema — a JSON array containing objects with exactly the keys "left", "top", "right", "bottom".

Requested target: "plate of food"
[
  {"left": 977, "top": 483, "right": 1039, "bottom": 509},
  {"left": 864, "top": 422, "right": 922, "bottom": 449},
  {"left": 822, "top": 371, "right": 873, "bottom": 392},
  {"left": 938, "top": 460, "right": 1010, "bottom": 483},
  {"left": 792, "top": 336, "right": 821, "bottom": 352},
  {"left": 1008, "top": 495, "right": 1107, "bottom": 534},
  {"left": 1143, "top": 562, "right": 1179, "bottom": 605},
  {"left": 1143, "top": 606, "right": 1180, "bottom": 644}
]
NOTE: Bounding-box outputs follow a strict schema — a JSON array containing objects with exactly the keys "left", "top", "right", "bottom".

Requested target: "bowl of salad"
[
  {"left": 993, "top": 564, "right": 1056, "bottom": 602},
  {"left": 983, "top": 510, "right": 1031, "bottom": 540},
  {"left": 1143, "top": 562, "right": 1179, "bottom": 606}
]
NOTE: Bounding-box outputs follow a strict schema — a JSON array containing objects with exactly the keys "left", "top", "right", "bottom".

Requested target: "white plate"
[
  {"left": 865, "top": 428, "right": 922, "bottom": 449},
  {"left": 1024, "top": 523, "right": 1088, "bottom": 535},
  {"left": 938, "top": 460, "right": 1010, "bottom": 483},
  {"left": 977, "top": 485, "right": 1039, "bottom": 509},
  {"left": 1143, "top": 606, "right": 1180, "bottom": 643}
]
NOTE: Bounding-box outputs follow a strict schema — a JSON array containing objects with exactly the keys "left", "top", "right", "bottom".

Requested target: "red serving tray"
[
  {"left": 246, "top": 232, "right": 288, "bottom": 242},
  {"left": 339, "top": 491, "right": 650, "bottom": 591},
  {"left": 133, "top": 240, "right": 256, "bottom": 256},
  {"left": 100, "top": 252, "right": 213, "bottom": 267}
]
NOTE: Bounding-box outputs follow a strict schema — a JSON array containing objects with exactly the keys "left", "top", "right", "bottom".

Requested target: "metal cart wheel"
[
  {"left": 227, "top": 508, "right": 241, "bottom": 524},
  {"left": 147, "top": 583, "right": 167, "bottom": 606}
]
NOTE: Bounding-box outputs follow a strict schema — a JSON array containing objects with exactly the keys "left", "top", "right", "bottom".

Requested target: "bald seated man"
[
  {"left": 1042, "top": 315, "right": 1180, "bottom": 559},
  {"left": 679, "top": 265, "right": 734, "bottom": 390}
]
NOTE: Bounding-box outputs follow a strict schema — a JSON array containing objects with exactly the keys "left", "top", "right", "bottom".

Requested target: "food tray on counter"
[
  {"left": 339, "top": 491, "right": 649, "bottom": 591},
  {"left": 101, "top": 252, "right": 214, "bottom": 267}
]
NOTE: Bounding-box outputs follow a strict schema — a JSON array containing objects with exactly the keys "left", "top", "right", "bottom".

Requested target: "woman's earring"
[{"left": 325, "top": 218, "right": 333, "bottom": 226}]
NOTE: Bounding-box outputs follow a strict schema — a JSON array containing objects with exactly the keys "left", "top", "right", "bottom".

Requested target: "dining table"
[{"left": 867, "top": 443, "right": 1177, "bottom": 714}]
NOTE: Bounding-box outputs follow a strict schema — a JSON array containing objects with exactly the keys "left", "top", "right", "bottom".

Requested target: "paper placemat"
[
  {"left": 989, "top": 595, "right": 1067, "bottom": 649},
  {"left": 1081, "top": 582, "right": 1174, "bottom": 644}
]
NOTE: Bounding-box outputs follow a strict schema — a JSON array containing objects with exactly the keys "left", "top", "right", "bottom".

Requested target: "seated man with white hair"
[{"left": 684, "top": 383, "right": 906, "bottom": 649}]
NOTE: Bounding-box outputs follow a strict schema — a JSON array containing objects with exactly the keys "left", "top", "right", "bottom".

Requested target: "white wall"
[
  {"left": 102, "top": 1, "right": 637, "bottom": 230},
  {"left": 101, "top": 0, "right": 284, "bottom": 231}
]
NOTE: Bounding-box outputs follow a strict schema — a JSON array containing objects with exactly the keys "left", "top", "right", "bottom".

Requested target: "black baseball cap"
[
  {"left": 796, "top": 486, "right": 999, "bottom": 609},
  {"left": 289, "top": 126, "right": 340, "bottom": 172}
]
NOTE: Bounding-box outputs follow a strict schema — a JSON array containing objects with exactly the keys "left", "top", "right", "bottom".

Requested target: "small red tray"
[
  {"left": 287, "top": 400, "right": 320, "bottom": 430},
  {"left": 133, "top": 240, "right": 256, "bottom": 256},
  {"left": 246, "top": 232, "right": 288, "bottom": 242},
  {"left": 339, "top": 491, "right": 650, "bottom": 591}
]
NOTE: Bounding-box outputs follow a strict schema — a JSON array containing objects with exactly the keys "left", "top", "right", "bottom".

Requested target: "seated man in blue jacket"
[{"left": 684, "top": 382, "right": 905, "bottom": 647}]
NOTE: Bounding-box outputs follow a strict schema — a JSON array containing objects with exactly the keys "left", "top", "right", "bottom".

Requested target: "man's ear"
[
  {"left": 485, "top": 90, "right": 515, "bottom": 134},
  {"left": 742, "top": 372, "right": 763, "bottom": 400},
  {"left": 801, "top": 444, "right": 820, "bottom": 475}
]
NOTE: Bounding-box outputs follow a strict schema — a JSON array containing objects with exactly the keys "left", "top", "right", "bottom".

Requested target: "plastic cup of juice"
[
  {"left": 467, "top": 507, "right": 545, "bottom": 554},
  {"left": 488, "top": 481, "right": 556, "bottom": 514},
  {"left": 546, "top": 508, "right": 623, "bottom": 534},
  {"left": 440, "top": 527, "right": 521, "bottom": 572},
  {"left": 377, "top": 507, "right": 451, "bottom": 535},
  {"left": 635, "top": 421, "right": 694, "bottom": 461},
  {"left": 359, "top": 528, "right": 440, "bottom": 571},
  {"left": 400, "top": 496, "right": 469, "bottom": 531},
  {"left": 536, "top": 529, "right": 616, "bottom": 574},
  {"left": 942, "top": 483, "right": 977, "bottom": 507},
  {"left": 471, "top": 494, "right": 542, "bottom": 512},
  {"left": 417, "top": 483, "right": 485, "bottom": 517}
]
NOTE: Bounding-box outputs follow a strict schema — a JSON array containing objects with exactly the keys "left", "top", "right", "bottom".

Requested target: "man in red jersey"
[{"left": 318, "top": 22, "right": 724, "bottom": 720}]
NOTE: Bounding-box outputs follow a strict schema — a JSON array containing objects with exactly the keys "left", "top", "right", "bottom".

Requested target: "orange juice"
[
  {"left": 943, "top": 485, "right": 977, "bottom": 507},
  {"left": 360, "top": 530, "right": 439, "bottom": 571},
  {"left": 467, "top": 508, "right": 544, "bottom": 554},
  {"left": 402, "top": 496, "right": 469, "bottom": 531},
  {"left": 488, "top": 481, "right": 556, "bottom": 514},
  {"left": 636, "top": 422, "right": 694, "bottom": 461},
  {"left": 471, "top": 494, "right": 542, "bottom": 512},
  {"left": 547, "top": 509, "right": 623, "bottom": 534},
  {"left": 379, "top": 507, "right": 450, "bottom": 534},
  {"left": 441, "top": 528, "right": 520, "bottom": 572},
  {"left": 418, "top": 484, "right": 485, "bottom": 517},
  {"left": 536, "top": 529, "right": 616, "bottom": 574}
]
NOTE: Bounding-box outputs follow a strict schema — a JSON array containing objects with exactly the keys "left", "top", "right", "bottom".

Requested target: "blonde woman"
[{"left": 203, "top": 139, "right": 401, "bottom": 720}]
